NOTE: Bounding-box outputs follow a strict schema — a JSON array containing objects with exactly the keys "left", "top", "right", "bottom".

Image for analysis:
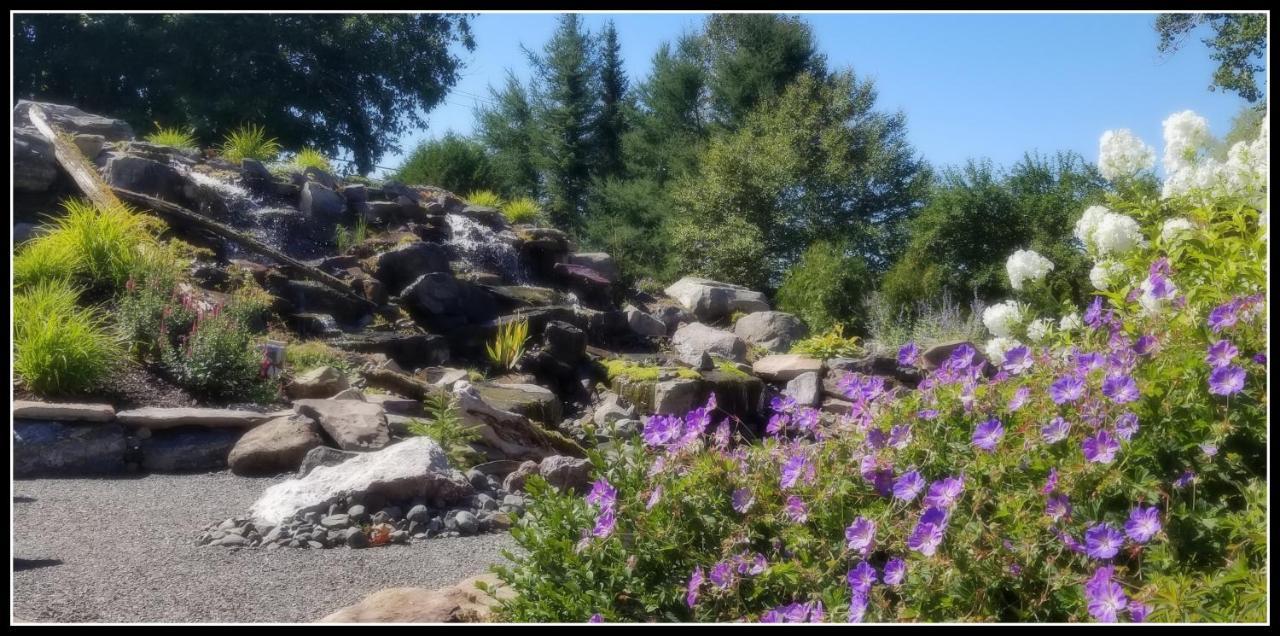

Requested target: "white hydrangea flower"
[
  {"left": 1098, "top": 129, "right": 1155, "bottom": 182},
  {"left": 1162, "top": 110, "right": 1212, "bottom": 173},
  {"left": 1160, "top": 218, "right": 1194, "bottom": 243},
  {"left": 984, "top": 337, "right": 1021, "bottom": 366},
  {"left": 1059, "top": 312, "right": 1082, "bottom": 331},
  {"left": 1089, "top": 260, "right": 1126, "bottom": 291},
  {"left": 982, "top": 300, "right": 1025, "bottom": 339},
  {"left": 1073, "top": 205, "right": 1110, "bottom": 248},
  {"left": 1006, "top": 249, "right": 1054, "bottom": 291},
  {"left": 1026, "top": 317, "right": 1053, "bottom": 343},
  {"left": 1092, "top": 212, "right": 1145, "bottom": 257}
]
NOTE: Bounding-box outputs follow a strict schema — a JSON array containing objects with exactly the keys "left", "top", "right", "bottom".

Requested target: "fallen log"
[{"left": 26, "top": 105, "right": 121, "bottom": 210}]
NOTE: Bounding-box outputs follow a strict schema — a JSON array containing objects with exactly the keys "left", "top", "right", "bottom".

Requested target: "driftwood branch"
[{"left": 28, "top": 105, "right": 376, "bottom": 311}]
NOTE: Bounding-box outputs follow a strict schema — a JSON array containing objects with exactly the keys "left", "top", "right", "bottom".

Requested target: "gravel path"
[{"left": 12, "top": 471, "right": 519, "bottom": 623}]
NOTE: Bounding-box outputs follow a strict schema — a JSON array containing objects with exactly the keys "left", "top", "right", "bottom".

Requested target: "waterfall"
[{"left": 445, "top": 213, "right": 529, "bottom": 283}]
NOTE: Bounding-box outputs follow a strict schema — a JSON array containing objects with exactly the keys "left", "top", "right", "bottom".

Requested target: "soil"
[{"left": 14, "top": 358, "right": 198, "bottom": 410}]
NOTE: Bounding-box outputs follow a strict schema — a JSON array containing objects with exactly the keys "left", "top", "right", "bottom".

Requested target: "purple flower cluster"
[
  {"left": 779, "top": 452, "right": 816, "bottom": 490},
  {"left": 643, "top": 395, "right": 718, "bottom": 450},
  {"left": 1084, "top": 566, "right": 1128, "bottom": 622},
  {"left": 760, "top": 600, "right": 825, "bottom": 623},
  {"left": 586, "top": 478, "right": 619, "bottom": 539}
]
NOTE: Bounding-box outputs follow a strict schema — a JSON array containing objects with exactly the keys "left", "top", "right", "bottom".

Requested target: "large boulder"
[
  {"left": 624, "top": 305, "right": 667, "bottom": 338},
  {"left": 300, "top": 181, "right": 348, "bottom": 222},
  {"left": 664, "top": 277, "right": 769, "bottom": 322},
  {"left": 455, "top": 382, "right": 585, "bottom": 461},
  {"left": 140, "top": 427, "right": 243, "bottom": 472},
  {"left": 14, "top": 100, "right": 135, "bottom": 140},
  {"left": 752, "top": 354, "right": 824, "bottom": 382},
  {"left": 734, "top": 311, "right": 808, "bottom": 353},
  {"left": 297, "top": 446, "right": 358, "bottom": 477},
  {"left": 398, "top": 272, "right": 498, "bottom": 333},
  {"left": 543, "top": 320, "right": 586, "bottom": 361},
  {"left": 250, "top": 436, "right": 474, "bottom": 528},
  {"left": 285, "top": 366, "right": 350, "bottom": 400},
  {"left": 538, "top": 455, "right": 592, "bottom": 493},
  {"left": 13, "top": 127, "right": 58, "bottom": 192},
  {"left": 566, "top": 252, "right": 619, "bottom": 283},
  {"left": 331, "top": 332, "right": 450, "bottom": 369},
  {"left": 228, "top": 414, "right": 324, "bottom": 476},
  {"left": 472, "top": 383, "right": 562, "bottom": 427},
  {"left": 103, "top": 154, "right": 192, "bottom": 205},
  {"left": 653, "top": 378, "right": 702, "bottom": 415},
  {"left": 671, "top": 322, "right": 748, "bottom": 368},
  {"left": 293, "top": 399, "right": 391, "bottom": 452},
  {"left": 373, "top": 241, "right": 451, "bottom": 295},
  {"left": 13, "top": 420, "right": 127, "bottom": 477},
  {"left": 785, "top": 371, "right": 822, "bottom": 407},
  {"left": 317, "top": 574, "right": 511, "bottom": 623}
]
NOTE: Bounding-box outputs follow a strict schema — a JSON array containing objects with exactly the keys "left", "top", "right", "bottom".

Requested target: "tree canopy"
[{"left": 1156, "top": 13, "right": 1268, "bottom": 103}]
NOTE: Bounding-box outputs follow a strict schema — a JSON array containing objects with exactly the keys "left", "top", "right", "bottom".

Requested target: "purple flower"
[
  {"left": 731, "top": 488, "right": 754, "bottom": 514},
  {"left": 1084, "top": 523, "right": 1125, "bottom": 560},
  {"left": 737, "top": 552, "right": 767, "bottom": 576},
  {"left": 588, "top": 614, "right": 603, "bottom": 623},
  {"left": 972, "top": 417, "right": 1004, "bottom": 452},
  {"left": 882, "top": 557, "right": 906, "bottom": 585},
  {"left": 845, "top": 516, "right": 876, "bottom": 555},
  {"left": 765, "top": 413, "right": 789, "bottom": 436},
  {"left": 1173, "top": 470, "right": 1196, "bottom": 489},
  {"left": 1008, "top": 386, "right": 1030, "bottom": 412},
  {"left": 1144, "top": 272, "right": 1176, "bottom": 299},
  {"left": 1075, "top": 351, "right": 1105, "bottom": 373},
  {"left": 642, "top": 414, "right": 681, "bottom": 447},
  {"left": 591, "top": 507, "right": 616, "bottom": 538},
  {"left": 1200, "top": 443, "right": 1218, "bottom": 458},
  {"left": 1207, "top": 300, "right": 1239, "bottom": 332},
  {"left": 1084, "top": 297, "right": 1104, "bottom": 328},
  {"left": 1042, "top": 468, "right": 1059, "bottom": 494},
  {"left": 1129, "top": 601, "right": 1152, "bottom": 623},
  {"left": 793, "top": 407, "right": 820, "bottom": 432},
  {"left": 784, "top": 495, "right": 808, "bottom": 523},
  {"left": 907, "top": 517, "right": 947, "bottom": 557},
  {"left": 923, "top": 477, "right": 965, "bottom": 509},
  {"left": 888, "top": 424, "right": 912, "bottom": 449},
  {"left": 1208, "top": 365, "right": 1246, "bottom": 396},
  {"left": 1205, "top": 340, "right": 1238, "bottom": 368},
  {"left": 917, "top": 409, "right": 939, "bottom": 421},
  {"left": 1134, "top": 335, "right": 1158, "bottom": 356},
  {"left": 893, "top": 470, "right": 926, "bottom": 502},
  {"left": 847, "top": 561, "right": 878, "bottom": 594},
  {"left": 1101, "top": 374, "right": 1140, "bottom": 404},
  {"left": 847, "top": 592, "right": 868, "bottom": 623},
  {"left": 780, "top": 453, "right": 814, "bottom": 490},
  {"left": 1083, "top": 429, "right": 1121, "bottom": 464},
  {"left": 871, "top": 469, "right": 895, "bottom": 497},
  {"left": 1114, "top": 412, "right": 1140, "bottom": 441},
  {"left": 1046, "top": 494, "right": 1072, "bottom": 521},
  {"left": 1125, "top": 505, "right": 1161, "bottom": 543},
  {"left": 1084, "top": 566, "right": 1128, "bottom": 622},
  {"left": 1003, "top": 346, "right": 1033, "bottom": 374},
  {"left": 646, "top": 486, "right": 662, "bottom": 510},
  {"left": 770, "top": 395, "right": 798, "bottom": 413},
  {"left": 1057, "top": 529, "right": 1086, "bottom": 554},
  {"left": 898, "top": 342, "right": 920, "bottom": 366},
  {"left": 865, "top": 427, "right": 888, "bottom": 449},
  {"left": 1041, "top": 417, "right": 1071, "bottom": 444},
  {"left": 1252, "top": 352, "right": 1267, "bottom": 365},
  {"left": 586, "top": 479, "right": 617, "bottom": 510},
  {"left": 710, "top": 561, "right": 733, "bottom": 589},
  {"left": 686, "top": 566, "right": 704, "bottom": 608},
  {"left": 948, "top": 344, "right": 977, "bottom": 369},
  {"left": 1050, "top": 375, "right": 1087, "bottom": 404}
]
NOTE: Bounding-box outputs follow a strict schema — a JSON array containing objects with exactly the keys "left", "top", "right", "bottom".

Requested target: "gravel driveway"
[{"left": 12, "top": 471, "right": 518, "bottom": 623}]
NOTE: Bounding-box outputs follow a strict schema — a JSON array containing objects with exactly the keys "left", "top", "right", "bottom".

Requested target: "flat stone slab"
[
  {"left": 293, "top": 399, "right": 391, "bottom": 452},
  {"left": 12, "top": 400, "right": 115, "bottom": 422},
  {"left": 752, "top": 354, "right": 824, "bottom": 382},
  {"left": 115, "top": 407, "right": 271, "bottom": 429}
]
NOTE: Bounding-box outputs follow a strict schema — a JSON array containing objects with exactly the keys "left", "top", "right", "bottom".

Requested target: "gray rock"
[
  {"left": 664, "top": 276, "right": 770, "bottom": 322},
  {"left": 373, "top": 241, "right": 450, "bottom": 295},
  {"left": 623, "top": 305, "right": 668, "bottom": 338},
  {"left": 330, "top": 388, "right": 366, "bottom": 401},
  {"left": 297, "top": 446, "right": 358, "bottom": 477},
  {"left": 250, "top": 437, "right": 474, "bottom": 527},
  {"left": 13, "top": 420, "right": 127, "bottom": 477},
  {"left": 14, "top": 100, "right": 135, "bottom": 140},
  {"left": 466, "top": 469, "right": 490, "bottom": 491},
  {"left": 115, "top": 407, "right": 270, "bottom": 430},
  {"left": 300, "top": 181, "right": 348, "bottom": 222},
  {"left": 345, "top": 527, "right": 370, "bottom": 549},
  {"left": 921, "top": 341, "right": 987, "bottom": 370},
  {"left": 544, "top": 321, "right": 586, "bottom": 361},
  {"left": 398, "top": 272, "right": 498, "bottom": 333},
  {"left": 454, "top": 511, "right": 479, "bottom": 536},
  {"left": 734, "top": 311, "right": 808, "bottom": 353},
  {"left": 140, "top": 428, "right": 242, "bottom": 473},
  {"left": 13, "top": 127, "right": 58, "bottom": 192},
  {"left": 592, "top": 392, "right": 637, "bottom": 428},
  {"left": 103, "top": 154, "right": 192, "bottom": 206},
  {"left": 671, "top": 322, "right": 748, "bottom": 367},
  {"left": 293, "top": 399, "right": 390, "bottom": 452},
  {"left": 12, "top": 400, "right": 115, "bottom": 422},
  {"left": 321, "top": 514, "right": 351, "bottom": 529},
  {"left": 406, "top": 504, "right": 430, "bottom": 524},
  {"left": 228, "top": 414, "right": 323, "bottom": 476},
  {"left": 566, "top": 252, "right": 619, "bottom": 283},
  {"left": 785, "top": 372, "right": 822, "bottom": 407},
  {"left": 654, "top": 378, "right": 702, "bottom": 415},
  {"left": 752, "top": 354, "right": 824, "bottom": 382},
  {"left": 72, "top": 133, "right": 105, "bottom": 160},
  {"left": 538, "top": 456, "right": 592, "bottom": 494},
  {"left": 454, "top": 383, "right": 583, "bottom": 461},
  {"left": 331, "top": 332, "right": 450, "bottom": 370},
  {"left": 501, "top": 461, "right": 540, "bottom": 493},
  {"left": 285, "top": 366, "right": 350, "bottom": 400}
]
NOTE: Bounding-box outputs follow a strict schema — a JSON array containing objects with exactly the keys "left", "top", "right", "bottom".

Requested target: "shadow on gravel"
[
  {"left": 14, "top": 558, "right": 63, "bottom": 571},
  {"left": 14, "top": 496, "right": 36, "bottom": 503}
]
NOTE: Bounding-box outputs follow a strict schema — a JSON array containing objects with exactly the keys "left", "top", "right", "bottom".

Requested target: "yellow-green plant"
[
  {"left": 466, "top": 189, "right": 505, "bottom": 209},
  {"left": 788, "top": 323, "right": 863, "bottom": 359},
  {"left": 334, "top": 216, "right": 369, "bottom": 254},
  {"left": 502, "top": 196, "right": 542, "bottom": 225},
  {"left": 14, "top": 279, "right": 123, "bottom": 396},
  {"left": 285, "top": 340, "right": 352, "bottom": 373},
  {"left": 291, "top": 147, "right": 333, "bottom": 173},
  {"left": 486, "top": 316, "right": 529, "bottom": 371},
  {"left": 405, "top": 393, "right": 483, "bottom": 468},
  {"left": 144, "top": 125, "right": 199, "bottom": 151},
  {"left": 220, "top": 124, "right": 282, "bottom": 163}
]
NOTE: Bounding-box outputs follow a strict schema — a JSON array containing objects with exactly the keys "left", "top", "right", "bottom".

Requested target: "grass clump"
[
  {"left": 713, "top": 359, "right": 752, "bottom": 380},
  {"left": 290, "top": 147, "right": 333, "bottom": 173},
  {"left": 144, "top": 125, "right": 199, "bottom": 151},
  {"left": 604, "top": 359, "right": 702, "bottom": 382},
  {"left": 334, "top": 217, "right": 370, "bottom": 254},
  {"left": 219, "top": 124, "right": 282, "bottom": 163},
  {"left": 465, "top": 189, "right": 505, "bottom": 209},
  {"left": 502, "top": 196, "right": 542, "bottom": 225},
  {"left": 405, "top": 393, "right": 483, "bottom": 468},
  {"left": 14, "top": 279, "right": 123, "bottom": 396},
  {"left": 487, "top": 316, "right": 529, "bottom": 372},
  {"left": 788, "top": 323, "right": 863, "bottom": 360},
  {"left": 285, "top": 340, "right": 352, "bottom": 373}
]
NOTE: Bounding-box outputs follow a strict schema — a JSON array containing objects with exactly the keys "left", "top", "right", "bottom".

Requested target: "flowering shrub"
[{"left": 494, "top": 112, "right": 1268, "bottom": 623}]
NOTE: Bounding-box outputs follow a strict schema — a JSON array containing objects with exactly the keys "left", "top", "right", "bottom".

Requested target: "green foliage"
[
  {"left": 788, "top": 324, "right": 863, "bottom": 360},
  {"left": 487, "top": 316, "right": 530, "bottom": 372},
  {"left": 475, "top": 72, "right": 541, "bottom": 198},
  {"left": 285, "top": 340, "right": 352, "bottom": 373},
  {"left": 465, "top": 190, "right": 506, "bottom": 209},
  {"left": 405, "top": 393, "right": 483, "bottom": 469},
  {"left": 144, "top": 125, "right": 199, "bottom": 151},
  {"left": 776, "top": 240, "right": 871, "bottom": 334},
  {"left": 593, "top": 21, "right": 629, "bottom": 180},
  {"left": 864, "top": 290, "right": 988, "bottom": 353},
  {"left": 290, "top": 147, "right": 333, "bottom": 173},
  {"left": 334, "top": 216, "right": 369, "bottom": 254},
  {"left": 1156, "top": 13, "right": 1267, "bottom": 102},
  {"left": 603, "top": 359, "right": 701, "bottom": 383},
  {"left": 580, "top": 177, "right": 676, "bottom": 285},
  {"left": 14, "top": 279, "right": 123, "bottom": 396},
  {"left": 701, "top": 13, "right": 826, "bottom": 128},
  {"left": 14, "top": 13, "right": 475, "bottom": 174},
  {"left": 395, "top": 133, "right": 495, "bottom": 193},
  {"left": 667, "top": 214, "right": 769, "bottom": 291},
  {"left": 502, "top": 197, "right": 543, "bottom": 225},
  {"left": 160, "top": 305, "right": 274, "bottom": 403},
  {"left": 528, "top": 14, "right": 597, "bottom": 230},
  {"left": 219, "top": 124, "right": 282, "bottom": 163}
]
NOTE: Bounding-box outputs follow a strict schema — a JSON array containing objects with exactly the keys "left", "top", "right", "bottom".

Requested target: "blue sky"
[{"left": 378, "top": 11, "right": 1264, "bottom": 176}]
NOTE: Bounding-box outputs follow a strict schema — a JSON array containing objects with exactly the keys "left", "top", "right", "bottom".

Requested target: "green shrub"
[
  {"left": 395, "top": 133, "right": 496, "bottom": 194},
  {"left": 486, "top": 316, "right": 529, "bottom": 371},
  {"left": 14, "top": 279, "right": 123, "bottom": 396},
  {"left": 161, "top": 305, "right": 274, "bottom": 403},
  {"left": 144, "top": 125, "right": 199, "bottom": 151},
  {"left": 219, "top": 124, "right": 282, "bottom": 163},
  {"left": 502, "top": 196, "right": 542, "bottom": 225},
  {"left": 864, "top": 290, "right": 988, "bottom": 354},
  {"left": 290, "top": 147, "right": 333, "bottom": 173},
  {"left": 466, "top": 189, "right": 506, "bottom": 209},
  {"left": 13, "top": 233, "right": 78, "bottom": 287},
  {"left": 405, "top": 393, "right": 483, "bottom": 468},
  {"left": 334, "top": 216, "right": 369, "bottom": 254},
  {"left": 788, "top": 324, "right": 862, "bottom": 359},
  {"left": 285, "top": 340, "right": 352, "bottom": 373},
  {"left": 776, "top": 240, "right": 870, "bottom": 334}
]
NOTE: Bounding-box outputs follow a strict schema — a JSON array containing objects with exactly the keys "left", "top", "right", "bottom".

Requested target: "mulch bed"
[{"left": 15, "top": 359, "right": 198, "bottom": 410}]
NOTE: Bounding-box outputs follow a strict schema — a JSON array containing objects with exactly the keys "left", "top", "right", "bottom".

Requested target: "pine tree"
[
  {"left": 593, "top": 21, "right": 629, "bottom": 180},
  {"left": 475, "top": 72, "right": 540, "bottom": 198},
  {"left": 528, "top": 14, "right": 597, "bottom": 231}
]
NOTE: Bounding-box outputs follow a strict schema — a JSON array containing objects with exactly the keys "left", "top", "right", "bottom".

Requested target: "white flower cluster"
[
  {"left": 1098, "top": 128, "right": 1156, "bottom": 182},
  {"left": 1161, "top": 110, "right": 1212, "bottom": 173},
  {"left": 984, "top": 337, "right": 1021, "bottom": 366},
  {"left": 982, "top": 300, "right": 1024, "bottom": 338},
  {"left": 1160, "top": 111, "right": 1269, "bottom": 205},
  {"left": 1059, "top": 312, "right": 1082, "bottom": 331},
  {"left": 1160, "top": 218, "right": 1194, "bottom": 243},
  {"left": 1089, "top": 260, "right": 1126, "bottom": 291},
  {"left": 1073, "top": 205, "right": 1109, "bottom": 246},
  {"left": 1092, "top": 212, "right": 1144, "bottom": 257},
  {"left": 1026, "top": 317, "right": 1053, "bottom": 343},
  {"left": 1006, "top": 249, "right": 1054, "bottom": 290}
]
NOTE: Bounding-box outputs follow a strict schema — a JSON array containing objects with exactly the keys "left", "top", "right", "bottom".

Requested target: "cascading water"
[
  {"left": 446, "top": 213, "right": 530, "bottom": 283},
  {"left": 168, "top": 160, "right": 299, "bottom": 260}
]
